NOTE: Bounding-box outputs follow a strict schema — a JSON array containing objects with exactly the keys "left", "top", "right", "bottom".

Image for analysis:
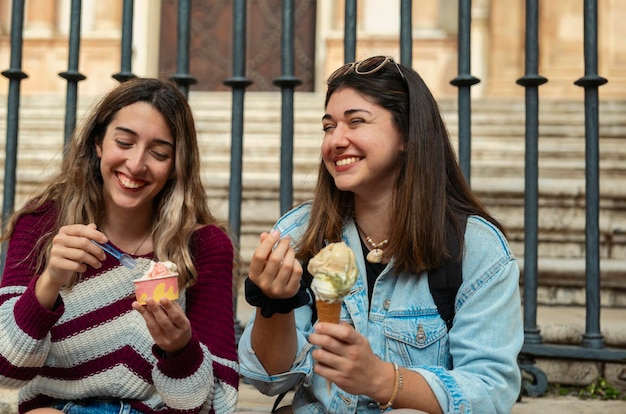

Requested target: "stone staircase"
[{"left": 0, "top": 92, "right": 625, "bottom": 306}]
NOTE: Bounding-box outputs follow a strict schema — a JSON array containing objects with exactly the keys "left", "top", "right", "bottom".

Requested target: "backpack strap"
[
  {"left": 428, "top": 215, "right": 467, "bottom": 331},
  {"left": 271, "top": 391, "right": 288, "bottom": 413}
]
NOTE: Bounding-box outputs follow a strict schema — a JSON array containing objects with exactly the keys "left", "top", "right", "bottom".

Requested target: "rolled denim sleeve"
[
  {"left": 238, "top": 308, "right": 316, "bottom": 396},
  {"left": 238, "top": 202, "right": 317, "bottom": 395}
]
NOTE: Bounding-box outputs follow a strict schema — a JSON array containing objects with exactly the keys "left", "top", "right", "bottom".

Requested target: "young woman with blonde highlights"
[{"left": 0, "top": 78, "right": 238, "bottom": 413}]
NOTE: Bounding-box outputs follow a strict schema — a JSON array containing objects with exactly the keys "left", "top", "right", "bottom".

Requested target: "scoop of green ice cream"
[{"left": 307, "top": 242, "right": 358, "bottom": 302}]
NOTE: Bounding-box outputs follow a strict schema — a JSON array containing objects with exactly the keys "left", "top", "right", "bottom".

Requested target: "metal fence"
[{"left": 1, "top": 0, "right": 623, "bottom": 397}]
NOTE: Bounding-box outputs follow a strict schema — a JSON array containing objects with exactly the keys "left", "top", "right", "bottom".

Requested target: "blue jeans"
[{"left": 52, "top": 400, "right": 143, "bottom": 414}]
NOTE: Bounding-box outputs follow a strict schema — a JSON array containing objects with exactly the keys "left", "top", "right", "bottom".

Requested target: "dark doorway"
[{"left": 159, "top": 0, "right": 317, "bottom": 92}]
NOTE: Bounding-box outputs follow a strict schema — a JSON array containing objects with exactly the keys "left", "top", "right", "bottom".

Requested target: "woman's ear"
[{"left": 96, "top": 142, "right": 102, "bottom": 158}]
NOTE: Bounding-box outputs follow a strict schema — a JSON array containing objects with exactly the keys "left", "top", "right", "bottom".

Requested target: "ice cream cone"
[
  {"left": 315, "top": 298, "right": 342, "bottom": 393},
  {"left": 308, "top": 242, "right": 358, "bottom": 395},
  {"left": 315, "top": 299, "right": 342, "bottom": 324}
]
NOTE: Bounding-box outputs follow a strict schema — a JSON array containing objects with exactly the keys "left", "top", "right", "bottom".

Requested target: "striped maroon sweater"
[{"left": 0, "top": 202, "right": 239, "bottom": 413}]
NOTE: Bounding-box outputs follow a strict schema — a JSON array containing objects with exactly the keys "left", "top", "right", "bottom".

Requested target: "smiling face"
[
  {"left": 321, "top": 88, "right": 404, "bottom": 199},
  {"left": 96, "top": 101, "right": 175, "bottom": 217}
]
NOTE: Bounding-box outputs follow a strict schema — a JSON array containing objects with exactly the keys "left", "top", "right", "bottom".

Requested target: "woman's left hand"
[
  {"left": 132, "top": 298, "right": 192, "bottom": 356},
  {"left": 309, "top": 322, "right": 390, "bottom": 399}
]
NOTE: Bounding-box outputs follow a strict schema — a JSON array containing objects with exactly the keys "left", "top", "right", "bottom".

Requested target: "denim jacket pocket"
[{"left": 382, "top": 311, "right": 451, "bottom": 367}]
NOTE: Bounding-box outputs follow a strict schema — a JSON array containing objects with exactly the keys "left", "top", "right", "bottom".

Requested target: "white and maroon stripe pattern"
[{"left": 0, "top": 203, "right": 239, "bottom": 413}]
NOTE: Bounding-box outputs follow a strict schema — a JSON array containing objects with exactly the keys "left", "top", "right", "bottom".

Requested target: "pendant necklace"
[
  {"left": 364, "top": 235, "right": 389, "bottom": 263},
  {"left": 355, "top": 221, "right": 389, "bottom": 264}
]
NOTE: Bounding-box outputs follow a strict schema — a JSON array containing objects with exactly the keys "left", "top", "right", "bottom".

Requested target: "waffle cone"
[
  {"left": 315, "top": 299, "right": 342, "bottom": 394},
  {"left": 315, "top": 299, "right": 342, "bottom": 323}
]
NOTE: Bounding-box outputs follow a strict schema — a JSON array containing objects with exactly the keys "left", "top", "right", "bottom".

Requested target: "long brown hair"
[
  {"left": 296, "top": 57, "right": 505, "bottom": 274},
  {"left": 2, "top": 78, "right": 228, "bottom": 287}
]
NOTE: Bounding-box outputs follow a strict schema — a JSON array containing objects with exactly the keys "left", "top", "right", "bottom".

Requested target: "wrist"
[
  {"left": 244, "top": 277, "right": 309, "bottom": 318},
  {"left": 379, "top": 362, "right": 403, "bottom": 412},
  {"left": 35, "top": 272, "right": 64, "bottom": 309}
]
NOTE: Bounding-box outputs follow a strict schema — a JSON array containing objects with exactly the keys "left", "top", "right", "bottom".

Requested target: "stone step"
[{"left": 1, "top": 94, "right": 625, "bottom": 305}]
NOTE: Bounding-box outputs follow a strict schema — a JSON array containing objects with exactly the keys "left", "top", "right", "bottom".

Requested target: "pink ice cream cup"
[{"left": 133, "top": 261, "right": 179, "bottom": 305}]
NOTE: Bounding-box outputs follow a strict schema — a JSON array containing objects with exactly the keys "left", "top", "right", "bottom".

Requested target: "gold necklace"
[{"left": 132, "top": 231, "right": 152, "bottom": 255}]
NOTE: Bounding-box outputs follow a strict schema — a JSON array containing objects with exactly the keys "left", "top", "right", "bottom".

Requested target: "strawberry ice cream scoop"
[{"left": 142, "top": 260, "right": 178, "bottom": 279}]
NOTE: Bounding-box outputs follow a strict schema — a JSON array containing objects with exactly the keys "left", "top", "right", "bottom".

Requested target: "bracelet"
[{"left": 379, "top": 362, "right": 403, "bottom": 412}]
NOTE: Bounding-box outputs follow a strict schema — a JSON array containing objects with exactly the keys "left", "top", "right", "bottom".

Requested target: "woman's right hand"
[
  {"left": 248, "top": 230, "right": 303, "bottom": 299},
  {"left": 36, "top": 223, "right": 107, "bottom": 308},
  {"left": 248, "top": 230, "right": 303, "bottom": 374}
]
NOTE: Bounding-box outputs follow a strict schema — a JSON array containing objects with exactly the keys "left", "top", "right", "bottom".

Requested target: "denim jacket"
[{"left": 239, "top": 202, "right": 523, "bottom": 413}]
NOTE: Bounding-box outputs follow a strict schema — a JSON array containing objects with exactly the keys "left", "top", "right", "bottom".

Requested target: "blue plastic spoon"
[{"left": 92, "top": 240, "right": 137, "bottom": 269}]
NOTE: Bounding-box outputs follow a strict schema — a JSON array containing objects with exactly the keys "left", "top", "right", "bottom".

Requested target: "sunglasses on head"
[{"left": 327, "top": 55, "right": 405, "bottom": 84}]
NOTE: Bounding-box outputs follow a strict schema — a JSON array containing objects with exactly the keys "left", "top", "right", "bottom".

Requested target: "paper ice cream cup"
[{"left": 133, "top": 274, "right": 179, "bottom": 305}]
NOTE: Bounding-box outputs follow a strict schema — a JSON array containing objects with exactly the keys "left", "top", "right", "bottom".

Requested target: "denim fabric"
[
  {"left": 238, "top": 202, "right": 524, "bottom": 414},
  {"left": 52, "top": 401, "right": 143, "bottom": 414}
]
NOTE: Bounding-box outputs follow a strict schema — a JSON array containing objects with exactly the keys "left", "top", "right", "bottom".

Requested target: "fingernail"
[{"left": 270, "top": 230, "right": 280, "bottom": 238}]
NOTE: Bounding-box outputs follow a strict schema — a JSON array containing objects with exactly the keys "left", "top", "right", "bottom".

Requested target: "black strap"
[
  {"left": 244, "top": 277, "right": 310, "bottom": 318},
  {"left": 428, "top": 216, "right": 467, "bottom": 331},
  {"left": 271, "top": 391, "right": 288, "bottom": 413}
]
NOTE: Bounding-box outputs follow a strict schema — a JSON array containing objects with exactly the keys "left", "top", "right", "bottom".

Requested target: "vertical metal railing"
[
  {"left": 399, "top": 0, "right": 412, "bottom": 65},
  {"left": 59, "top": 0, "right": 86, "bottom": 148},
  {"left": 224, "top": 0, "right": 252, "bottom": 251},
  {"left": 223, "top": 0, "right": 252, "bottom": 339},
  {"left": 575, "top": 0, "right": 607, "bottom": 349},
  {"left": 343, "top": 0, "right": 357, "bottom": 63},
  {"left": 515, "top": 0, "right": 549, "bottom": 395},
  {"left": 517, "top": 0, "right": 546, "bottom": 347},
  {"left": 516, "top": 0, "right": 626, "bottom": 397},
  {"left": 112, "top": 0, "right": 137, "bottom": 83},
  {"left": 169, "top": 0, "right": 196, "bottom": 97},
  {"left": 450, "top": 0, "right": 480, "bottom": 185},
  {"left": 0, "top": 0, "right": 27, "bottom": 275},
  {"left": 274, "top": 0, "right": 302, "bottom": 215}
]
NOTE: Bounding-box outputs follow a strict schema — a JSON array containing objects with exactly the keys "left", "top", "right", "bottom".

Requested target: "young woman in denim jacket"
[{"left": 238, "top": 56, "right": 523, "bottom": 413}]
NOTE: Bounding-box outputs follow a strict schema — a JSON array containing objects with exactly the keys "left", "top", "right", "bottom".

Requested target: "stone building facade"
[{"left": 0, "top": 0, "right": 624, "bottom": 99}]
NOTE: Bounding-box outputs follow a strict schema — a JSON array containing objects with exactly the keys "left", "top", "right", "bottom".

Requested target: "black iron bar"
[
  {"left": 344, "top": 0, "right": 357, "bottom": 62},
  {"left": 575, "top": 0, "right": 607, "bottom": 350},
  {"left": 170, "top": 0, "right": 197, "bottom": 97},
  {"left": 0, "top": 0, "right": 28, "bottom": 275},
  {"left": 450, "top": 0, "right": 480, "bottom": 186},
  {"left": 223, "top": 0, "right": 253, "bottom": 342},
  {"left": 516, "top": 0, "right": 547, "bottom": 352},
  {"left": 58, "top": 0, "right": 86, "bottom": 149},
  {"left": 273, "top": 0, "right": 302, "bottom": 215},
  {"left": 112, "top": 0, "right": 136, "bottom": 83},
  {"left": 399, "top": 0, "right": 412, "bottom": 66}
]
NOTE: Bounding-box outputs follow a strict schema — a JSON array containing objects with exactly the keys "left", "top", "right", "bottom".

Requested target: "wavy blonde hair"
[{"left": 2, "top": 78, "right": 230, "bottom": 288}]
